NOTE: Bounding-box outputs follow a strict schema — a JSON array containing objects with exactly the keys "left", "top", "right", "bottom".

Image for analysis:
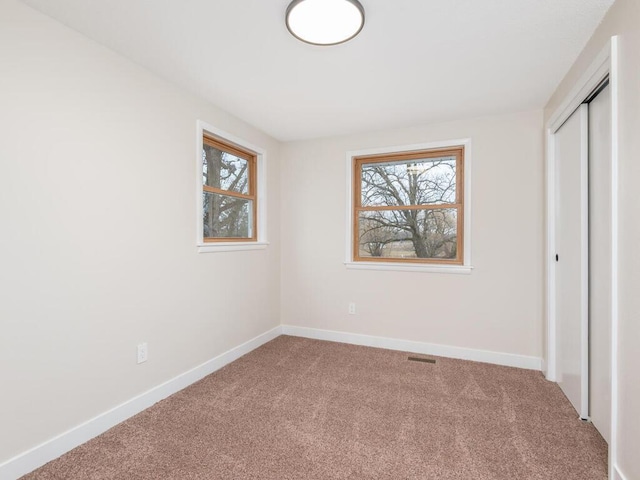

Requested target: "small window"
[
  {"left": 202, "top": 135, "right": 257, "bottom": 242},
  {"left": 353, "top": 146, "right": 465, "bottom": 265}
]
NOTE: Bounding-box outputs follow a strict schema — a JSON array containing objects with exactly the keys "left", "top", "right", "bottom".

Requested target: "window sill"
[
  {"left": 197, "top": 242, "right": 269, "bottom": 253},
  {"left": 344, "top": 261, "right": 473, "bottom": 274}
]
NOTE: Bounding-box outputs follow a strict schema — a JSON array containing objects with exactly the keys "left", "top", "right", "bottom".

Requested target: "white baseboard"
[
  {"left": 281, "top": 325, "right": 543, "bottom": 371},
  {"left": 0, "top": 325, "right": 545, "bottom": 479},
  {"left": 0, "top": 326, "right": 281, "bottom": 480},
  {"left": 613, "top": 465, "right": 628, "bottom": 480}
]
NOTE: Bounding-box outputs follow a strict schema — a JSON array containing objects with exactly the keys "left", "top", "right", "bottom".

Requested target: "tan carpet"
[{"left": 22, "top": 335, "right": 607, "bottom": 479}]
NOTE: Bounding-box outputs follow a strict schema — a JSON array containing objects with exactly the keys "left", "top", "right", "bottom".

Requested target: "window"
[
  {"left": 197, "top": 121, "right": 267, "bottom": 253},
  {"left": 202, "top": 135, "right": 257, "bottom": 241},
  {"left": 352, "top": 144, "right": 466, "bottom": 266}
]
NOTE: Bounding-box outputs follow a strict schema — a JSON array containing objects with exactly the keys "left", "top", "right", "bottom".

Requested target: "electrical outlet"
[
  {"left": 348, "top": 302, "right": 356, "bottom": 315},
  {"left": 137, "top": 342, "right": 148, "bottom": 364}
]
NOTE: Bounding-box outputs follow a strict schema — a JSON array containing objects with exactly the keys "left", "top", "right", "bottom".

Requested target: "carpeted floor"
[{"left": 22, "top": 335, "right": 608, "bottom": 479}]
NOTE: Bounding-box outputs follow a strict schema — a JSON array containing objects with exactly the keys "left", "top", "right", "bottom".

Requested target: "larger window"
[
  {"left": 353, "top": 145, "right": 465, "bottom": 265},
  {"left": 202, "top": 134, "right": 257, "bottom": 242}
]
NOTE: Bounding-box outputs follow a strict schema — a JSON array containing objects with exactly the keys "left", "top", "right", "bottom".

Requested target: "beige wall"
[
  {"left": 544, "top": 0, "right": 640, "bottom": 477},
  {"left": 280, "top": 111, "right": 544, "bottom": 359},
  {"left": 0, "top": 0, "right": 281, "bottom": 463}
]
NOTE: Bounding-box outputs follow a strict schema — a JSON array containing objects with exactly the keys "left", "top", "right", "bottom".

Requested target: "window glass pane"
[
  {"left": 203, "top": 192, "right": 252, "bottom": 238},
  {"left": 358, "top": 208, "right": 458, "bottom": 259},
  {"left": 202, "top": 145, "right": 249, "bottom": 194},
  {"left": 361, "top": 156, "right": 456, "bottom": 207}
]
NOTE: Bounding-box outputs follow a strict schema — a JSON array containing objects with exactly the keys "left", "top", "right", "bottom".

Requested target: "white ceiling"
[{"left": 20, "top": 0, "right": 614, "bottom": 141}]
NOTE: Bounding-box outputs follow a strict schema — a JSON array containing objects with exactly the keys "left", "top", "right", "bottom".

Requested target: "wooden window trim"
[
  {"left": 353, "top": 146, "right": 465, "bottom": 265},
  {"left": 203, "top": 135, "right": 253, "bottom": 161},
  {"left": 203, "top": 134, "right": 258, "bottom": 243}
]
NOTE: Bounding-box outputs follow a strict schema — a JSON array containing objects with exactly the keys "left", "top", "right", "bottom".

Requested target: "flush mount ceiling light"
[{"left": 286, "top": 0, "right": 365, "bottom": 46}]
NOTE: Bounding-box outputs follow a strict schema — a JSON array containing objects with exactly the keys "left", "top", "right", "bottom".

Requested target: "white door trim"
[{"left": 545, "top": 36, "right": 619, "bottom": 479}]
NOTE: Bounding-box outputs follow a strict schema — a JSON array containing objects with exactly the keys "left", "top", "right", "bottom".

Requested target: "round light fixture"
[{"left": 286, "top": 0, "right": 365, "bottom": 46}]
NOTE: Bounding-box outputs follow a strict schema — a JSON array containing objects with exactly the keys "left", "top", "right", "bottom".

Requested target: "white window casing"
[
  {"left": 345, "top": 138, "right": 472, "bottom": 273},
  {"left": 196, "top": 120, "right": 268, "bottom": 253}
]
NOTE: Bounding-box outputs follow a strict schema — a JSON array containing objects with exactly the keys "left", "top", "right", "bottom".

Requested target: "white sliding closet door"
[
  {"left": 555, "top": 104, "right": 589, "bottom": 420},
  {"left": 589, "top": 85, "right": 612, "bottom": 442}
]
